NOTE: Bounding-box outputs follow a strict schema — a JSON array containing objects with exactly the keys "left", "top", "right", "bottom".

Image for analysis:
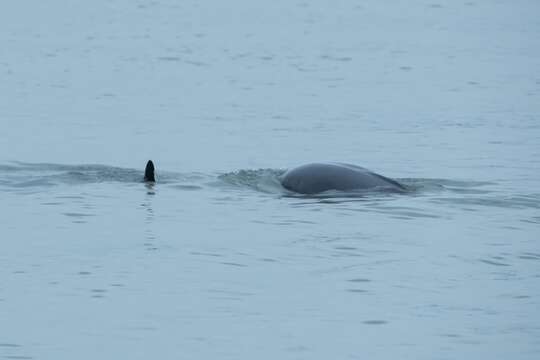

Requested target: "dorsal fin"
[{"left": 144, "top": 160, "right": 155, "bottom": 182}]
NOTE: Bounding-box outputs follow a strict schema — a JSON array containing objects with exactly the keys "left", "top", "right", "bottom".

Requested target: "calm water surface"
[{"left": 1, "top": 1, "right": 539, "bottom": 359}]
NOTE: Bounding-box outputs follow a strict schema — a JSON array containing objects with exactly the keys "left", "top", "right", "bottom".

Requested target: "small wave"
[
  {"left": 398, "top": 178, "right": 494, "bottom": 193},
  {"left": 0, "top": 162, "right": 184, "bottom": 190},
  {"left": 4, "top": 162, "right": 530, "bottom": 212},
  {"left": 218, "top": 168, "right": 286, "bottom": 194},
  {"left": 431, "top": 194, "right": 540, "bottom": 210}
]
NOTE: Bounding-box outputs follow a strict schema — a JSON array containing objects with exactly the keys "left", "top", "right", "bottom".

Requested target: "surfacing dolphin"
[
  {"left": 280, "top": 162, "right": 406, "bottom": 194},
  {"left": 143, "top": 160, "right": 405, "bottom": 194},
  {"left": 144, "top": 160, "right": 155, "bottom": 182}
]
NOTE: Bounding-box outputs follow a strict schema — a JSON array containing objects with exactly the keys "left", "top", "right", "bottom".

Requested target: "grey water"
[{"left": 1, "top": 0, "right": 539, "bottom": 359}]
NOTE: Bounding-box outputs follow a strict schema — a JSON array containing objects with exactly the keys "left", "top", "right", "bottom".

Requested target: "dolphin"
[
  {"left": 280, "top": 163, "right": 406, "bottom": 194},
  {"left": 144, "top": 160, "right": 155, "bottom": 182},
  {"left": 143, "top": 160, "right": 405, "bottom": 194}
]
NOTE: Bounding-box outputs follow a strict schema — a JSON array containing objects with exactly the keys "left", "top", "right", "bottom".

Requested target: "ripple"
[
  {"left": 320, "top": 55, "right": 353, "bottom": 62},
  {"left": 334, "top": 246, "right": 357, "bottom": 250},
  {"left": 220, "top": 262, "right": 247, "bottom": 267},
  {"left": 218, "top": 168, "right": 285, "bottom": 193},
  {"left": 190, "top": 251, "right": 223, "bottom": 258},
  {"left": 184, "top": 60, "right": 209, "bottom": 67},
  {"left": 347, "top": 278, "right": 371, "bottom": 283},
  {"left": 518, "top": 253, "right": 540, "bottom": 260},
  {"left": 0, "top": 162, "right": 186, "bottom": 189},
  {"left": 170, "top": 184, "right": 203, "bottom": 191},
  {"left": 372, "top": 205, "right": 441, "bottom": 219},
  {"left": 2, "top": 163, "right": 503, "bottom": 209},
  {"left": 480, "top": 259, "right": 510, "bottom": 267},
  {"left": 157, "top": 56, "right": 181, "bottom": 61},
  {"left": 63, "top": 212, "right": 94, "bottom": 217},
  {"left": 522, "top": 252, "right": 540, "bottom": 257},
  {"left": 432, "top": 194, "right": 540, "bottom": 210}
]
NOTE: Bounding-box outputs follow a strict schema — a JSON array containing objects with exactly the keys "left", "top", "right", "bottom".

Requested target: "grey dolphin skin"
[
  {"left": 280, "top": 163, "right": 406, "bottom": 194},
  {"left": 144, "top": 160, "right": 155, "bottom": 182},
  {"left": 143, "top": 160, "right": 404, "bottom": 194}
]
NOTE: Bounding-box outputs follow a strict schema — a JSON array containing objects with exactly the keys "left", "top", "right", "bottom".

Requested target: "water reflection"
[
  {"left": 141, "top": 182, "right": 156, "bottom": 251},
  {"left": 145, "top": 181, "right": 155, "bottom": 196}
]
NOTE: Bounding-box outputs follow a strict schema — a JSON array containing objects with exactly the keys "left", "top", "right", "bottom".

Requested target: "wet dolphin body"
[
  {"left": 143, "top": 160, "right": 405, "bottom": 194},
  {"left": 144, "top": 160, "right": 155, "bottom": 182},
  {"left": 280, "top": 163, "right": 406, "bottom": 194}
]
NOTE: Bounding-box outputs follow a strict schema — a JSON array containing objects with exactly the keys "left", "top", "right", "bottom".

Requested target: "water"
[{"left": 1, "top": 0, "right": 539, "bottom": 359}]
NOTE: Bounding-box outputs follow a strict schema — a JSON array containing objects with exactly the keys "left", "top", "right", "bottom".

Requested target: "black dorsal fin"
[{"left": 144, "top": 160, "right": 155, "bottom": 182}]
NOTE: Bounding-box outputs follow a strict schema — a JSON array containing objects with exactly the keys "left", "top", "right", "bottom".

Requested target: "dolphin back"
[
  {"left": 144, "top": 160, "right": 155, "bottom": 182},
  {"left": 280, "top": 163, "right": 405, "bottom": 194}
]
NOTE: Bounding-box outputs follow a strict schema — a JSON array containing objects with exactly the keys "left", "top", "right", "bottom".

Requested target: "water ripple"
[
  {"left": 480, "top": 259, "right": 511, "bottom": 267},
  {"left": 2, "top": 162, "right": 535, "bottom": 216}
]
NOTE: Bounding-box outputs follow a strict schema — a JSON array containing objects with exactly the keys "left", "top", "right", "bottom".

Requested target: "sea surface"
[{"left": 1, "top": 1, "right": 539, "bottom": 359}]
